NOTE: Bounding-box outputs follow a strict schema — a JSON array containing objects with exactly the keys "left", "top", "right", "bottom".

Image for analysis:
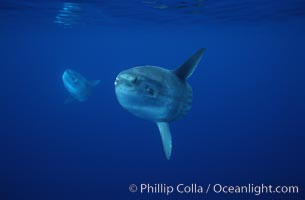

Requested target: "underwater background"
[{"left": 0, "top": 0, "right": 305, "bottom": 199}]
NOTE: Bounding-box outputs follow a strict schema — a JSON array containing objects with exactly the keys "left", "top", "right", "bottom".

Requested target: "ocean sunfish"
[
  {"left": 114, "top": 48, "right": 205, "bottom": 159},
  {"left": 62, "top": 69, "right": 100, "bottom": 103}
]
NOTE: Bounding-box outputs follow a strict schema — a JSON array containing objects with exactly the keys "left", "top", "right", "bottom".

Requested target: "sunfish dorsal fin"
[
  {"left": 174, "top": 48, "right": 206, "bottom": 80},
  {"left": 157, "top": 122, "right": 172, "bottom": 160}
]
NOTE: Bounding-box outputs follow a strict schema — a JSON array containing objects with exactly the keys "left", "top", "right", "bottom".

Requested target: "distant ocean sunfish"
[
  {"left": 62, "top": 69, "right": 100, "bottom": 103},
  {"left": 114, "top": 48, "right": 206, "bottom": 159}
]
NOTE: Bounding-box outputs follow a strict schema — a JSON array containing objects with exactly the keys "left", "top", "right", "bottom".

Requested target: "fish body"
[
  {"left": 62, "top": 69, "right": 100, "bottom": 103},
  {"left": 114, "top": 48, "right": 206, "bottom": 159}
]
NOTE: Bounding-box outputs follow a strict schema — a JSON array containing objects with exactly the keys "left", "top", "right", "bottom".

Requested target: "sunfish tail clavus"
[
  {"left": 62, "top": 69, "right": 100, "bottom": 103},
  {"left": 114, "top": 48, "right": 206, "bottom": 159}
]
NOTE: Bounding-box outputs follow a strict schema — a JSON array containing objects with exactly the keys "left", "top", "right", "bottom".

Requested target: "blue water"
[{"left": 1, "top": 1, "right": 305, "bottom": 200}]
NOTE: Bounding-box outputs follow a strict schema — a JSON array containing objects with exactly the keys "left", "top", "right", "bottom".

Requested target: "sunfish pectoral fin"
[
  {"left": 174, "top": 48, "right": 206, "bottom": 80},
  {"left": 90, "top": 80, "right": 101, "bottom": 87},
  {"left": 64, "top": 95, "right": 75, "bottom": 104},
  {"left": 157, "top": 122, "right": 172, "bottom": 160}
]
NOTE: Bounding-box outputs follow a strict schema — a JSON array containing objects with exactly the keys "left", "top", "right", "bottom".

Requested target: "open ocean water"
[{"left": 0, "top": 0, "right": 305, "bottom": 199}]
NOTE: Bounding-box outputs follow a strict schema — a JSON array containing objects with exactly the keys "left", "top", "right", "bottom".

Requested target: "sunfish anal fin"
[{"left": 157, "top": 122, "right": 172, "bottom": 160}]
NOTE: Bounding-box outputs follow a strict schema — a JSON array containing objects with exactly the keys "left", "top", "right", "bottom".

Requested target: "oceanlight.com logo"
[{"left": 129, "top": 183, "right": 300, "bottom": 196}]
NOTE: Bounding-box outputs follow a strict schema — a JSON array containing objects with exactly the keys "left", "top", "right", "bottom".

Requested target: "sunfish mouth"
[{"left": 114, "top": 77, "right": 119, "bottom": 86}]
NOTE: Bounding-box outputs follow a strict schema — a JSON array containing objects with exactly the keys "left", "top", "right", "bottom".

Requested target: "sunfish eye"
[
  {"left": 132, "top": 76, "right": 138, "bottom": 83},
  {"left": 145, "top": 85, "right": 155, "bottom": 96},
  {"left": 119, "top": 74, "right": 137, "bottom": 83},
  {"left": 71, "top": 77, "right": 78, "bottom": 83},
  {"left": 128, "top": 76, "right": 137, "bottom": 83}
]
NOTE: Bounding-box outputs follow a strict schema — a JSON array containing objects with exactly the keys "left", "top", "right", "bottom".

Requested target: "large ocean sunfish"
[
  {"left": 114, "top": 48, "right": 205, "bottom": 159},
  {"left": 62, "top": 69, "right": 100, "bottom": 103}
]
